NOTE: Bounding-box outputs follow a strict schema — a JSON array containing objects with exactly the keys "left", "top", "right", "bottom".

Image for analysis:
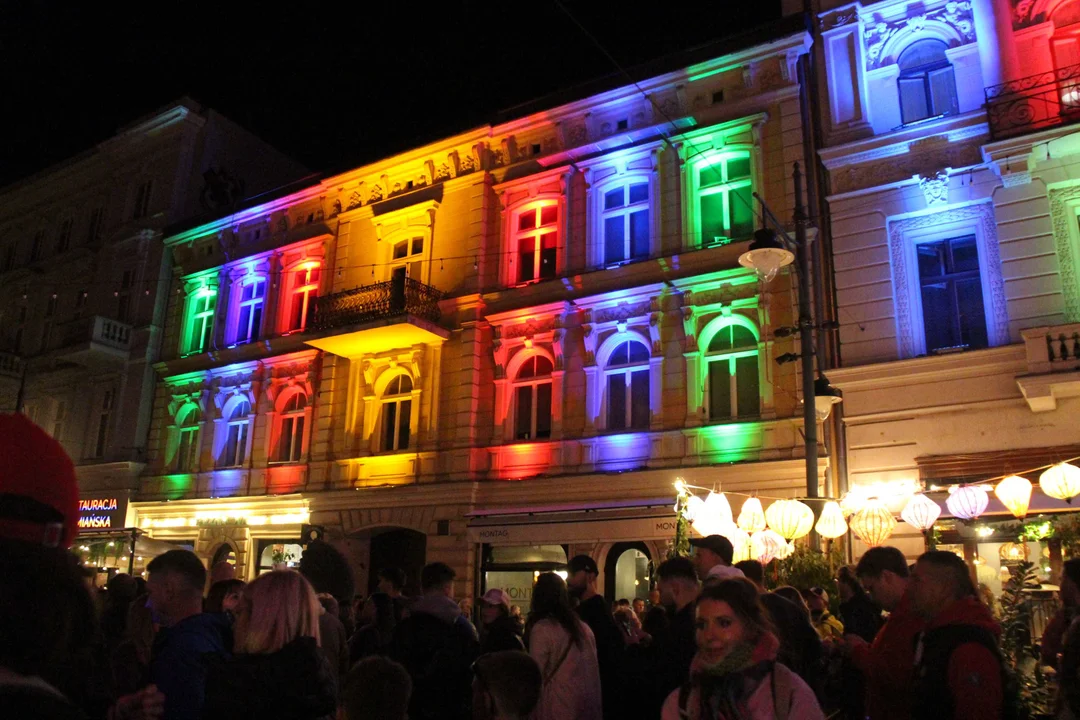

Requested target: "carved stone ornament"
[
  {"left": 834, "top": 143, "right": 982, "bottom": 195},
  {"left": 1047, "top": 185, "right": 1080, "bottom": 322},
  {"left": 1012, "top": 0, "right": 1041, "bottom": 30},
  {"left": 820, "top": 10, "right": 857, "bottom": 31},
  {"left": 592, "top": 301, "right": 652, "bottom": 326},
  {"left": 368, "top": 185, "right": 383, "bottom": 203},
  {"left": 887, "top": 202, "right": 1009, "bottom": 358},
  {"left": 865, "top": 1, "right": 975, "bottom": 70},
  {"left": 918, "top": 170, "right": 950, "bottom": 207}
]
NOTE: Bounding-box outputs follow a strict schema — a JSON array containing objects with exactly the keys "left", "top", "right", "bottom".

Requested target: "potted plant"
[{"left": 270, "top": 545, "right": 296, "bottom": 569}]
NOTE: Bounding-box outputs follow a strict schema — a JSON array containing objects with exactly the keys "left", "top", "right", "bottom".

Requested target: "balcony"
[
  {"left": 0, "top": 350, "right": 22, "bottom": 379},
  {"left": 986, "top": 63, "right": 1080, "bottom": 141},
  {"left": 305, "top": 276, "right": 449, "bottom": 357},
  {"left": 55, "top": 315, "right": 134, "bottom": 367},
  {"left": 1016, "top": 323, "right": 1080, "bottom": 411}
]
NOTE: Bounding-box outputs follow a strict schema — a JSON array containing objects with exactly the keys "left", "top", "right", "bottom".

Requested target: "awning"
[{"left": 466, "top": 497, "right": 677, "bottom": 544}]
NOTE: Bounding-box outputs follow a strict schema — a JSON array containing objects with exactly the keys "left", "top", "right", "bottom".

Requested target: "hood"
[
  {"left": 705, "top": 564, "right": 746, "bottom": 581},
  {"left": 927, "top": 595, "right": 1000, "bottom": 636},
  {"left": 410, "top": 592, "right": 462, "bottom": 625}
]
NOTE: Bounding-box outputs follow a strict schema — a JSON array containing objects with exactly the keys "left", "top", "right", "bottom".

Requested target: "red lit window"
[
  {"left": 514, "top": 204, "right": 558, "bottom": 284},
  {"left": 287, "top": 264, "right": 320, "bottom": 333}
]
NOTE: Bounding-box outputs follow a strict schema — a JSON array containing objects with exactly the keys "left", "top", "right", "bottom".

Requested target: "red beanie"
[{"left": 0, "top": 413, "right": 80, "bottom": 547}]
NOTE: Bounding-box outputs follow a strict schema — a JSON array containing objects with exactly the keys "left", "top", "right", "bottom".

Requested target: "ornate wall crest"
[
  {"left": 1047, "top": 184, "right": 1080, "bottom": 322},
  {"left": 865, "top": 1, "right": 975, "bottom": 69},
  {"left": 918, "top": 170, "right": 950, "bottom": 207}
]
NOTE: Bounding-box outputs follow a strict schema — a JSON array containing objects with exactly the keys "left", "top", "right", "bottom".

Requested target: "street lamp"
[
  {"left": 813, "top": 375, "right": 843, "bottom": 422},
  {"left": 738, "top": 228, "right": 794, "bottom": 283}
]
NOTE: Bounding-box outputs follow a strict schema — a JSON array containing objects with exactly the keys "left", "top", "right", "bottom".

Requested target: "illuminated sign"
[{"left": 78, "top": 496, "right": 126, "bottom": 530}]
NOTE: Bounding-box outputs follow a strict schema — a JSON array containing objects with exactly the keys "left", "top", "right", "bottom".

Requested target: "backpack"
[
  {"left": 392, "top": 612, "right": 479, "bottom": 720},
  {"left": 676, "top": 661, "right": 791, "bottom": 720},
  {"left": 911, "top": 624, "right": 1020, "bottom": 720}
]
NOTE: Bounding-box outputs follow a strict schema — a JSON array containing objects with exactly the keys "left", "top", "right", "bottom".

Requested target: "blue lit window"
[
  {"left": 603, "top": 182, "right": 650, "bottom": 265},
  {"left": 916, "top": 235, "right": 987, "bottom": 352},
  {"left": 897, "top": 40, "right": 958, "bottom": 124},
  {"left": 236, "top": 277, "right": 265, "bottom": 344},
  {"left": 220, "top": 401, "right": 251, "bottom": 468},
  {"left": 605, "top": 340, "right": 650, "bottom": 430},
  {"left": 706, "top": 324, "right": 760, "bottom": 421}
]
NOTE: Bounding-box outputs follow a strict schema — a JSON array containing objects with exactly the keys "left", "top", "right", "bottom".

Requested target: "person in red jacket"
[
  {"left": 844, "top": 546, "right": 923, "bottom": 720},
  {"left": 1041, "top": 558, "right": 1080, "bottom": 668},
  {"left": 909, "top": 550, "right": 1005, "bottom": 720}
]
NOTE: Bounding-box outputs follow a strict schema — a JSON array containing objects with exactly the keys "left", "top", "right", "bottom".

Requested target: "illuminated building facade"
[
  {"left": 808, "top": 0, "right": 1080, "bottom": 571},
  {"left": 0, "top": 99, "right": 306, "bottom": 560},
  {"left": 137, "top": 24, "right": 827, "bottom": 598}
]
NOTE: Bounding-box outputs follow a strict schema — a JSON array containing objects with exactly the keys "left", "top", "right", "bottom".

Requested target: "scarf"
[{"left": 682, "top": 633, "right": 780, "bottom": 720}]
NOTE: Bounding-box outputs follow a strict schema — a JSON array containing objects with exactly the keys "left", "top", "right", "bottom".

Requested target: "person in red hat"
[{"left": 0, "top": 413, "right": 163, "bottom": 719}]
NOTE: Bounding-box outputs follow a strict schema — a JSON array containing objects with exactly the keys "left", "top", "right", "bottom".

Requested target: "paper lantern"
[
  {"left": 691, "top": 515, "right": 721, "bottom": 538},
  {"left": 1040, "top": 462, "right": 1080, "bottom": 503},
  {"left": 999, "top": 541, "right": 1028, "bottom": 562},
  {"left": 839, "top": 492, "right": 865, "bottom": 518},
  {"left": 683, "top": 495, "right": 705, "bottom": 522},
  {"left": 703, "top": 491, "right": 733, "bottom": 525},
  {"left": 849, "top": 501, "right": 897, "bottom": 547},
  {"left": 737, "top": 497, "right": 767, "bottom": 534},
  {"left": 900, "top": 494, "right": 940, "bottom": 532},
  {"left": 775, "top": 540, "right": 795, "bottom": 560},
  {"left": 765, "top": 499, "right": 814, "bottom": 541},
  {"left": 717, "top": 523, "right": 752, "bottom": 563},
  {"left": 946, "top": 485, "right": 989, "bottom": 521},
  {"left": 995, "top": 475, "right": 1033, "bottom": 519},
  {"left": 750, "top": 529, "right": 787, "bottom": 564},
  {"left": 815, "top": 501, "right": 848, "bottom": 539}
]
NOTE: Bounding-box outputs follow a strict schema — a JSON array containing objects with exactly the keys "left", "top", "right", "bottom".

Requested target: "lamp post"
[{"left": 739, "top": 163, "right": 841, "bottom": 550}]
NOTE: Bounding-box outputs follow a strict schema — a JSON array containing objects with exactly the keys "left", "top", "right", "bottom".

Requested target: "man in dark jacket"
[
  {"left": 909, "top": 550, "right": 1004, "bottom": 720},
  {"left": 147, "top": 549, "right": 231, "bottom": 720},
  {"left": 391, "top": 562, "right": 479, "bottom": 720},
  {"left": 568, "top": 554, "right": 626, "bottom": 719},
  {"left": 1041, "top": 557, "right": 1080, "bottom": 667},
  {"left": 648, "top": 556, "right": 700, "bottom": 714}
]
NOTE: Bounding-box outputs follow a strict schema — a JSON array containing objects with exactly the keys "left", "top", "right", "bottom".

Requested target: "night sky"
[{"left": 2, "top": 1, "right": 782, "bottom": 188}]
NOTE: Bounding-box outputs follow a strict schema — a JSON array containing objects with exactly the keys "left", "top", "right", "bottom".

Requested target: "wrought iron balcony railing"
[
  {"left": 985, "top": 63, "right": 1080, "bottom": 140},
  {"left": 310, "top": 276, "right": 443, "bottom": 331}
]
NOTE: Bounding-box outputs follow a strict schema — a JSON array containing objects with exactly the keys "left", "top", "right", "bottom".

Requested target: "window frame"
[
  {"left": 594, "top": 175, "right": 655, "bottom": 268},
  {"left": 390, "top": 236, "right": 425, "bottom": 283},
  {"left": 176, "top": 405, "right": 202, "bottom": 473},
  {"left": 914, "top": 234, "right": 988, "bottom": 353},
  {"left": 219, "top": 398, "right": 253, "bottom": 468},
  {"left": 511, "top": 353, "right": 554, "bottom": 441},
  {"left": 273, "top": 391, "right": 308, "bottom": 464},
  {"left": 184, "top": 284, "right": 218, "bottom": 355},
  {"left": 379, "top": 373, "right": 414, "bottom": 453},
  {"left": 896, "top": 39, "right": 959, "bottom": 125},
  {"left": 703, "top": 321, "right": 761, "bottom": 422},
  {"left": 233, "top": 274, "right": 267, "bottom": 345},
  {"left": 602, "top": 339, "right": 652, "bottom": 431},
  {"left": 510, "top": 199, "right": 561, "bottom": 285},
  {"left": 283, "top": 261, "right": 321, "bottom": 334},
  {"left": 686, "top": 148, "right": 756, "bottom": 250}
]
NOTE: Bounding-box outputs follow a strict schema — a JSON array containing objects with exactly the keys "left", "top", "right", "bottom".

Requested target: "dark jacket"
[
  {"left": 839, "top": 592, "right": 883, "bottom": 643},
  {"left": 648, "top": 601, "right": 698, "bottom": 716},
  {"left": 912, "top": 596, "right": 1004, "bottom": 720},
  {"left": 480, "top": 614, "right": 524, "bottom": 654},
  {"left": 150, "top": 612, "right": 231, "bottom": 720},
  {"left": 391, "top": 593, "right": 479, "bottom": 720},
  {"left": 576, "top": 593, "right": 627, "bottom": 719},
  {"left": 349, "top": 623, "right": 392, "bottom": 664},
  {"left": 760, "top": 592, "right": 822, "bottom": 677},
  {"left": 849, "top": 588, "right": 924, "bottom": 720},
  {"left": 317, "top": 611, "right": 349, "bottom": 694},
  {"left": 201, "top": 636, "right": 336, "bottom": 720},
  {"left": 0, "top": 675, "right": 86, "bottom": 720}
]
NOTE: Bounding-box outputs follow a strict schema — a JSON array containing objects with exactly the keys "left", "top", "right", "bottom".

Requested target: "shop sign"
[
  {"left": 78, "top": 495, "right": 128, "bottom": 530},
  {"left": 469, "top": 514, "right": 677, "bottom": 544}
]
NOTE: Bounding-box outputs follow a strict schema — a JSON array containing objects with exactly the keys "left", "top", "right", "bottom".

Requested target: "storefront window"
[
  {"left": 482, "top": 544, "right": 568, "bottom": 614},
  {"left": 613, "top": 548, "right": 650, "bottom": 602},
  {"left": 257, "top": 540, "right": 303, "bottom": 574}
]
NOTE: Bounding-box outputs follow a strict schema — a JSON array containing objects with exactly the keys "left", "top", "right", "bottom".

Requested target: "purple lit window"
[
  {"left": 897, "top": 40, "right": 958, "bottom": 124},
  {"left": 917, "top": 235, "right": 987, "bottom": 352},
  {"left": 606, "top": 340, "right": 650, "bottom": 430}
]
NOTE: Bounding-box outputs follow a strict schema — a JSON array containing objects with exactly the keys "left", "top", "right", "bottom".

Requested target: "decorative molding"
[
  {"left": 918, "top": 170, "right": 950, "bottom": 207},
  {"left": 864, "top": 1, "right": 975, "bottom": 70},
  {"left": 820, "top": 10, "right": 858, "bottom": 32},
  {"left": 833, "top": 142, "right": 982, "bottom": 195},
  {"left": 887, "top": 202, "right": 1009, "bottom": 358},
  {"left": 1012, "top": 0, "right": 1044, "bottom": 30},
  {"left": 1048, "top": 184, "right": 1080, "bottom": 322}
]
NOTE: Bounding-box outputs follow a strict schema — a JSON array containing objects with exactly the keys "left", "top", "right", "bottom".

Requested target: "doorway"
[
  {"left": 604, "top": 541, "right": 652, "bottom": 602},
  {"left": 368, "top": 527, "right": 426, "bottom": 597}
]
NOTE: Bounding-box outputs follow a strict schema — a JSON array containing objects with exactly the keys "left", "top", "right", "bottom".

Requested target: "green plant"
[
  {"left": 999, "top": 561, "right": 1054, "bottom": 719},
  {"left": 767, "top": 544, "right": 844, "bottom": 610},
  {"left": 270, "top": 547, "right": 296, "bottom": 564}
]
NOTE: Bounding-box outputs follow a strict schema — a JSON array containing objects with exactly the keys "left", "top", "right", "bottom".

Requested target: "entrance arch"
[
  {"left": 604, "top": 541, "right": 652, "bottom": 602},
  {"left": 364, "top": 527, "right": 427, "bottom": 597}
]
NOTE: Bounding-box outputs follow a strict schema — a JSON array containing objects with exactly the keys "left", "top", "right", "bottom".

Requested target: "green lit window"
[
  {"left": 697, "top": 154, "right": 753, "bottom": 246},
  {"left": 706, "top": 324, "right": 759, "bottom": 421},
  {"left": 187, "top": 289, "right": 217, "bottom": 354},
  {"left": 177, "top": 407, "right": 201, "bottom": 472}
]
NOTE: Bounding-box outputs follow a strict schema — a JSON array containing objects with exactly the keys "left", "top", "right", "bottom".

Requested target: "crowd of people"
[{"left": 5, "top": 412, "right": 1080, "bottom": 719}]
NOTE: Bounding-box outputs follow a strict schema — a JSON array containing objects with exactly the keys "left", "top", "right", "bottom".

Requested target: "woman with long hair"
[
  {"left": 525, "top": 572, "right": 601, "bottom": 720},
  {"left": 202, "top": 570, "right": 336, "bottom": 719},
  {"left": 662, "top": 578, "right": 823, "bottom": 720},
  {"left": 349, "top": 591, "right": 397, "bottom": 664}
]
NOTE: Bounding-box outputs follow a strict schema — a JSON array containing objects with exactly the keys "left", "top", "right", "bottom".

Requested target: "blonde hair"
[{"left": 239, "top": 570, "right": 321, "bottom": 655}]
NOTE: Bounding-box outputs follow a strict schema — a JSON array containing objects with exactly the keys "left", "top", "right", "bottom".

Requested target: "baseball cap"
[
  {"left": 481, "top": 588, "right": 511, "bottom": 609},
  {"left": 0, "top": 413, "right": 80, "bottom": 547},
  {"left": 568, "top": 555, "right": 599, "bottom": 575},
  {"left": 689, "top": 534, "right": 735, "bottom": 564}
]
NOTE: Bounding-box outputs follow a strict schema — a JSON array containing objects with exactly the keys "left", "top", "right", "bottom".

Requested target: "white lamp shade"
[
  {"left": 815, "top": 501, "right": 848, "bottom": 539},
  {"left": 717, "top": 522, "right": 752, "bottom": 562},
  {"left": 849, "top": 501, "right": 897, "bottom": 547},
  {"left": 775, "top": 540, "right": 795, "bottom": 560},
  {"left": 737, "top": 497, "right": 767, "bottom": 534},
  {"left": 839, "top": 492, "right": 865, "bottom": 519},
  {"left": 683, "top": 495, "right": 705, "bottom": 522},
  {"left": 750, "top": 529, "right": 787, "bottom": 564},
  {"left": 900, "top": 494, "right": 940, "bottom": 532},
  {"left": 946, "top": 485, "right": 989, "bottom": 521},
  {"left": 703, "top": 491, "right": 733, "bottom": 526},
  {"left": 1040, "top": 462, "right": 1080, "bottom": 502},
  {"left": 765, "top": 499, "right": 814, "bottom": 541},
  {"left": 995, "top": 475, "right": 1033, "bottom": 519}
]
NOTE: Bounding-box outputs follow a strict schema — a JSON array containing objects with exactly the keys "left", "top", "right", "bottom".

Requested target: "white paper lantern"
[
  {"left": 839, "top": 492, "right": 865, "bottom": 518},
  {"left": 750, "top": 529, "right": 787, "bottom": 564},
  {"left": 703, "top": 491, "right": 734, "bottom": 525},
  {"left": 815, "top": 501, "right": 848, "bottom": 539},
  {"left": 849, "top": 500, "right": 897, "bottom": 547},
  {"left": 683, "top": 495, "right": 705, "bottom": 522},
  {"left": 737, "top": 497, "right": 767, "bottom": 534},
  {"left": 946, "top": 485, "right": 989, "bottom": 521},
  {"left": 717, "top": 523, "right": 752, "bottom": 563},
  {"left": 900, "top": 494, "right": 940, "bottom": 532},
  {"left": 1040, "top": 462, "right": 1080, "bottom": 503},
  {"left": 775, "top": 540, "right": 795, "bottom": 560},
  {"left": 995, "top": 475, "right": 1033, "bottom": 519},
  {"left": 765, "top": 499, "right": 814, "bottom": 541}
]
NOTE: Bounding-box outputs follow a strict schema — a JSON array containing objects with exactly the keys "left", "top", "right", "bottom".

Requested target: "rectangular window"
[
  {"left": 30, "top": 230, "right": 45, "bottom": 262},
  {"left": 917, "top": 235, "right": 988, "bottom": 352},
  {"left": 630, "top": 370, "right": 650, "bottom": 429},
  {"left": 56, "top": 219, "right": 73, "bottom": 253},
  {"left": 698, "top": 155, "right": 753, "bottom": 246},
  {"left": 94, "top": 390, "right": 113, "bottom": 458},
  {"left": 224, "top": 421, "right": 249, "bottom": 467},
  {"left": 42, "top": 294, "right": 58, "bottom": 351},
  {"left": 602, "top": 182, "right": 650, "bottom": 265},
  {"left": 709, "top": 360, "right": 733, "bottom": 421},
  {"left": 52, "top": 401, "right": 66, "bottom": 443},
  {"left": 391, "top": 239, "right": 423, "bottom": 282},
  {"left": 188, "top": 290, "right": 217, "bottom": 354},
  {"left": 133, "top": 180, "right": 153, "bottom": 220},
  {"left": 607, "top": 370, "right": 649, "bottom": 430},
  {"left": 117, "top": 270, "right": 134, "bottom": 323},
  {"left": 236, "top": 277, "right": 265, "bottom": 344},
  {"left": 279, "top": 415, "right": 306, "bottom": 462},
  {"left": 608, "top": 374, "right": 627, "bottom": 430},
  {"left": 515, "top": 385, "right": 533, "bottom": 440},
  {"left": 177, "top": 427, "right": 199, "bottom": 472},
  {"left": 515, "top": 205, "right": 558, "bottom": 283},
  {"left": 87, "top": 207, "right": 104, "bottom": 244},
  {"left": 734, "top": 356, "right": 760, "bottom": 417},
  {"left": 288, "top": 265, "right": 320, "bottom": 332},
  {"left": 2, "top": 244, "right": 16, "bottom": 271},
  {"left": 382, "top": 400, "right": 410, "bottom": 452}
]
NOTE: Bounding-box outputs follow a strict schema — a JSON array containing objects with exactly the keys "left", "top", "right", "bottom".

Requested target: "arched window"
[
  {"left": 287, "top": 263, "right": 320, "bottom": 333},
  {"left": 602, "top": 182, "right": 650, "bottom": 265},
  {"left": 605, "top": 340, "right": 650, "bottom": 430},
  {"left": 897, "top": 40, "right": 958, "bottom": 125},
  {"left": 220, "top": 400, "right": 251, "bottom": 467},
  {"left": 381, "top": 375, "right": 413, "bottom": 452},
  {"left": 177, "top": 407, "right": 201, "bottom": 472},
  {"left": 697, "top": 153, "right": 753, "bottom": 246},
  {"left": 514, "top": 203, "right": 558, "bottom": 283},
  {"left": 391, "top": 238, "right": 424, "bottom": 282},
  {"left": 706, "top": 324, "right": 760, "bottom": 421},
  {"left": 276, "top": 393, "right": 306, "bottom": 463},
  {"left": 235, "top": 276, "right": 265, "bottom": 344},
  {"left": 513, "top": 355, "right": 553, "bottom": 441}
]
